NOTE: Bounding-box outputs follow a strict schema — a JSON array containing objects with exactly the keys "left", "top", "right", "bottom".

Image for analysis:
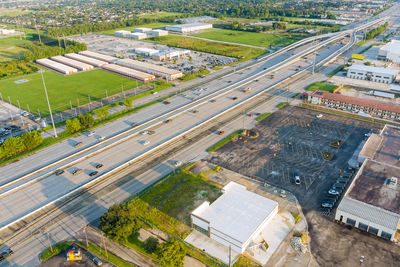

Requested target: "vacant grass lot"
[
  {"left": 192, "top": 29, "right": 300, "bottom": 47},
  {"left": 0, "top": 37, "right": 30, "bottom": 61},
  {"left": 149, "top": 35, "right": 266, "bottom": 61},
  {"left": 305, "top": 82, "right": 337, "bottom": 93},
  {"left": 0, "top": 69, "right": 141, "bottom": 116}
]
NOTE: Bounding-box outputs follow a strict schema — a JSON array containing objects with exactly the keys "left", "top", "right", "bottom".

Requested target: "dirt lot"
[
  {"left": 306, "top": 210, "right": 400, "bottom": 267},
  {"left": 207, "top": 105, "right": 382, "bottom": 213}
]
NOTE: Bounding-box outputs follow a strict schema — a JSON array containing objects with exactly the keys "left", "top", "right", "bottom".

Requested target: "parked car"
[
  {"left": 88, "top": 171, "right": 98, "bottom": 177},
  {"left": 295, "top": 170, "right": 300, "bottom": 185},
  {"left": 173, "top": 161, "right": 182, "bottom": 167},
  {"left": 55, "top": 169, "right": 64, "bottom": 176},
  {"left": 92, "top": 257, "right": 103, "bottom": 266},
  {"left": 328, "top": 189, "right": 340, "bottom": 195},
  {"left": 321, "top": 202, "right": 333, "bottom": 208},
  {"left": 316, "top": 114, "right": 323, "bottom": 118},
  {"left": 95, "top": 163, "right": 103, "bottom": 169}
]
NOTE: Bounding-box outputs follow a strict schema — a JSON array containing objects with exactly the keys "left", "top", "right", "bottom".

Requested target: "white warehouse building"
[
  {"left": 188, "top": 182, "right": 278, "bottom": 253},
  {"left": 378, "top": 40, "right": 400, "bottom": 63},
  {"left": 134, "top": 27, "right": 152, "bottom": 33},
  {"left": 116, "top": 58, "right": 183, "bottom": 80},
  {"left": 115, "top": 30, "right": 131, "bottom": 38},
  {"left": 166, "top": 23, "right": 213, "bottom": 33},
  {"left": 35, "top": 58, "right": 77, "bottom": 75},
  {"left": 335, "top": 125, "right": 400, "bottom": 241},
  {"left": 346, "top": 64, "right": 398, "bottom": 84},
  {"left": 147, "top": 29, "right": 169, "bottom": 37},
  {"left": 129, "top": 32, "right": 147, "bottom": 40}
]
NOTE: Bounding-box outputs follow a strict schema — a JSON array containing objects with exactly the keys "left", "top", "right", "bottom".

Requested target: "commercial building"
[
  {"left": 152, "top": 50, "right": 190, "bottom": 61},
  {"left": 79, "top": 51, "right": 118, "bottom": 63},
  {"left": 147, "top": 29, "right": 169, "bottom": 37},
  {"left": 129, "top": 32, "right": 147, "bottom": 40},
  {"left": 50, "top": 56, "right": 93, "bottom": 71},
  {"left": 190, "top": 182, "right": 278, "bottom": 253},
  {"left": 116, "top": 58, "right": 183, "bottom": 80},
  {"left": 134, "top": 48, "right": 159, "bottom": 57},
  {"left": 64, "top": 53, "right": 108, "bottom": 67},
  {"left": 102, "top": 64, "right": 155, "bottom": 82},
  {"left": 35, "top": 58, "right": 77, "bottom": 75},
  {"left": 346, "top": 64, "right": 398, "bottom": 84},
  {"left": 115, "top": 30, "right": 131, "bottom": 38},
  {"left": 166, "top": 23, "right": 213, "bottom": 33},
  {"left": 335, "top": 125, "right": 400, "bottom": 241},
  {"left": 307, "top": 90, "right": 400, "bottom": 120},
  {"left": 134, "top": 27, "right": 152, "bottom": 33},
  {"left": 0, "top": 28, "right": 15, "bottom": 35},
  {"left": 378, "top": 40, "right": 400, "bottom": 63}
]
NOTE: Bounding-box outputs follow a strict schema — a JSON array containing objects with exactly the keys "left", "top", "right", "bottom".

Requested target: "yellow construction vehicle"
[{"left": 67, "top": 245, "right": 82, "bottom": 261}]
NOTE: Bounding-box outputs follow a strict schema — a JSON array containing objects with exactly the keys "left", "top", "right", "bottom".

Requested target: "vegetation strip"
[
  {"left": 305, "top": 82, "right": 337, "bottom": 93},
  {"left": 206, "top": 129, "right": 244, "bottom": 152},
  {"left": 276, "top": 102, "right": 289, "bottom": 109},
  {"left": 255, "top": 112, "right": 271, "bottom": 122}
]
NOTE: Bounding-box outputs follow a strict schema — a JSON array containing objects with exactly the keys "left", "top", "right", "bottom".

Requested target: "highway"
[{"left": 0, "top": 15, "right": 389, "bottom": 266}]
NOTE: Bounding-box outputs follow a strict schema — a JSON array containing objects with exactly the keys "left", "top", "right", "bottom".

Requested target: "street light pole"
[{"left": 40, "top": 70, "right": 57, "bottom": 138}]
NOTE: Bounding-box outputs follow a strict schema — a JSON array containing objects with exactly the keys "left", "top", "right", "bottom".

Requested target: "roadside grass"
[
  {"left": 179, "top": 68, "right": 210, "bottom": 82},
  {"left": 359, "top": 44, "right": 374, "bottom": 54},
  {"left": 147, "top": 35, "right": 266, "bottom": 61},
  {"left": 40, "top": 242, "right": 73, "bottom": 261},
  {"left": 206, "top": 129, "right": 244, "bottom": 152},
  {"left": 355, "top": 40, "right": 368, "bottom": 46},
  {"left": 255, "top": 112, "right": 271, "bottom": 122},
  {"left": 233, "top": 255, "right": 262, "bottom": 267},
  {"left": 80, "top": 242, "right": 135, "bottom": 267},
  {"left": 0, "top": 69, "right": 141, "bottom": 116},
  {"left": 192, "top": 29, "right": 301, "bottom": 47},
  {"left": 327, "top": 65, "right": 344, "bottom": 77},
  {"left": 212, "top": 66, "right": 223, "bottom": 71},
  {"left": 139, "top": 168, "right": 222, "bottom": 225},
  {"left": 305, "top": 82, "right": 337, "bottom": 93},
  {"left": 276, "top": 102, "right": 289, "bottom": 109}
]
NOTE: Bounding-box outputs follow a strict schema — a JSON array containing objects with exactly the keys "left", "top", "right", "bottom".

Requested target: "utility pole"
[
  {"left": 45, "top": 230, "right": 53, "bottom": 252},
  {"left": 83, "top": 224, "right": 88, "bottom": 247},
  {"left": 101, "top": 232, "right": 108, "bottom": 259},
  {"left": 228, "top": 245, "right": 231, "bottom": 267},
  {"left": 40, "top": 70, "right": 57, "bottom": 138}
]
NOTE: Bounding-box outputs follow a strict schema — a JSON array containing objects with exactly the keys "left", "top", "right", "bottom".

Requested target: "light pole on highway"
[{"left": 40, "top": 70, "right": 57, "bottom": 138}]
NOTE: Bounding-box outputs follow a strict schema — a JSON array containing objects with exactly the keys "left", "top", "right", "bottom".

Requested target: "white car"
[
  {"left": 87, "top": 131, "right": 95, "bottom": 137},
  {"left": 316, "top": 114, "right": 323, "bottom": 118},
  {"left": 98, "top": 136, "right": 105, "bottom": 141},
  {"left": 173, "top": 161, "right": 182, "bottom": 167},
  {"left": 328, "top": 189, "right": 340, "bottom": 195},
  {"left": 141, "top": 140, "right": 150, "bottom": 145},
  {"left": 140, "top": 130, "right": 150, "bottom": 135},
  {"left": 152, "top": 91, "right": 158, "bottom": 95}
]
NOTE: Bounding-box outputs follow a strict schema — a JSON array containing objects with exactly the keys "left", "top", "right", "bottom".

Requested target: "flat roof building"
[
  {"left": 129, "top": 32, "right": 147, "bottom": 40},
  {"left": 378, "top": 40, "right": 400, "bottom": 63},
  {"left": 147, "top": 29, "right": 169, "bottom": 37},
  {"left": 166, "top": 23, "right": 213, "bottom": 33},
  {"left": 64, "top": 53, "right": 108, "bottom": 67},
  {"left": 152, "top": 49, "right": 190, "bottom": 61},
  {"left": 115, "top": 30, "right": 131, "bottom": 38},
  {"left": 134, "top": 48, "right": 159, "bottom": 57},
  {"left": 35, "top": 58, "right": 77, "bottom": 75},
  {"left": 347, "top": 64, "right": 398, "bottom": 84},
  {"left": 79, "top": 50, "right": 118, "bottom": 63},
  {"left": 116, "top": 58, "right": 183, "bottom": 80},
  {"left": 50, "top": 55, "right": 93, "bottom": 71},
  {"left": 335, "top": 125, "right": 400, "bottom": 241},
  {"left": 102, "top": 64, "right": 155, "bottom": 82},
  {"left": 134, "top": 27, "right": 152, "bottom": 33},
  {"left": 189, "top": 182, "right": 278, "bottom": 253}
]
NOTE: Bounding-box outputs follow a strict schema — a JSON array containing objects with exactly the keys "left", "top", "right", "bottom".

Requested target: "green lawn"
[
  {"left": 256, "top": 112, "right": 271, "bottom": 122},
  {"left": 0, "top": 69, "right": 141, "bottom": 116},
  {"left": 40, "top": 242, "right": 73, "bottom": 261},
  {"left": 305, "top": 82, "right": 337, "bottom": 93},
  {"left": 148, "top": 35, "right": 266, "bottom": 61},
  {"left": 98, "top": 22, "right": 172, "bottom": 35},
  {"left": 207, "top": 129, "right": 244, "bottom": 152},
  {"left": 192, "top": 29, "right": 300, "bottom": 47},
  {"left": 0, "top": 37, "right": 30, "bottom": 61},
  {"left": 276, "top": 102, "right": 289, "bottom": 109}
]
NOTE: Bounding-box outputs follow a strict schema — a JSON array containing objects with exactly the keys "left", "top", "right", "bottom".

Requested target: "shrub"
[{"left": 143, "top": 237, "right": 159, "bottom": 254}]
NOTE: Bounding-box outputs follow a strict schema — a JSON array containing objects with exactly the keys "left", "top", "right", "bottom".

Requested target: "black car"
[
  {"left": 95, "top": 163, "right": 103, "bottom": 169},
  {"left": 72, "top": 168, "right": 82, "bottom": 176},
  {"left": 89, "top": 171, "right": 98, "bottom": 176},
  {"left": 163, "top": 101, "right": 170, "bottom": 105},
  {"left": 232, "top": 97, "right": 238, "bottom": 100},
  {"left": 55, "top": 169, "right": 64, "bottom": 176}
]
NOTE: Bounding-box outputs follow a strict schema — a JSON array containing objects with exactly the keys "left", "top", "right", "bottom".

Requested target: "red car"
[
  {"left": 298, "top": 65, "right": 302, "bottom": 68},
  {"left": 218, "top": 131, "right": 225, "bottom": 135}
]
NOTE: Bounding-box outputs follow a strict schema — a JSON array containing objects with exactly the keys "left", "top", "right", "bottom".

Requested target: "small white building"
[
  {"left": 134, "top": 47, "right": 159, "bottom": 57},
  {"left": 147, "top": 29, "right": 169, "bottom": 37},
  {"left": 166, "top": 23, "right": 213, "bottom": 33},
  {"left": 134, "top": 27, "right": 152, "bottom": 33},
  {"left": 129, "top": 32, "right": 147, "bottom": 40},
  {"left": 0, "top": 28, "right": 15, "bottom": 35},
  {"left": 378, "top": 40, "right": 400, "bottom": 63},
  {"left": 190, "top": 182, "right": 278, "bottom": 253},
  {"left": 346, "top": 64, "right": 398, "bottom": 84},
  {"left": 115, "top": 30, "right": 131, "bottom": 38}
]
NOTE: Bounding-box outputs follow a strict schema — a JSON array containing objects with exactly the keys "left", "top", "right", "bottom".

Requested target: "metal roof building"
[
  {"left": 147, "top": 29, "right": 169, "bottom": 37},
  {"left": 50, "top": 55, "right": 93, "bottom": 71},
  {"left": 188, "top": 182, "right": 278, "bottom": 253},
  {"left": 335, "top": 125, "right": 400, "bottom": 241},
  {"left": 347, "top": 64, "right": 399, "bottom": 84},
  {"left": 64, "top": 53, "right": 108, "bottom": 67},
  {"left": 378, "top": 40, "right": 400, "bottom": 63},
  {"left": 102, "top": 64, "right": 155, "bottom": 82},
  {"left": 79, "top": 51, "right": 118, "bottom": 63},
  {"left": 134, "top": 27, "right": 152, "bottom": 33},
  {"left": 166, "top": 23, "right": 213, "bottom": 33},
  {"left": 35, "top": 58, "right": 78, "bottom": 75},
  {"left": 116, "top": 58, "right": 183, "bottom": 80}
]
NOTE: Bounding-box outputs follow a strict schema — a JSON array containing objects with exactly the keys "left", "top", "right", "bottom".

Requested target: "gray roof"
[
  {"left": 348, "top": 64, "right": 399, "bottom": 76},
  {"left": 338, "top": 196, "right": 400, "bottom": 230}
]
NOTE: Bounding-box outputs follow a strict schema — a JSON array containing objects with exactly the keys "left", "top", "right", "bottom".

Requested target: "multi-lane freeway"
[{"left": 0, "top": 13, "right": 390, "bottom": 266}]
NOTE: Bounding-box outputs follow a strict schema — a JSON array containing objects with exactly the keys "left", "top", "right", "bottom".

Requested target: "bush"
[
  {"left": 143, "top": 237, "right": 159, "bottom": 254},
  {"left": 156, "top": 239, "right": 186, "bottom": 267}
]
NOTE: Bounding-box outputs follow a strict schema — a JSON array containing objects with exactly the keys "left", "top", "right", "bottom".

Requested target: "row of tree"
[
  {"left": 365, "top": 22, "right": 388, "bottom": 40},
  {"left": 65, "top": 114, "right": 96, "bottom": 134},
  {"left": 100, "top": 203, "right": 186, "bottom": 267},
  {"left": 0, "top": 131, "right": 42, "bottom": 159}
]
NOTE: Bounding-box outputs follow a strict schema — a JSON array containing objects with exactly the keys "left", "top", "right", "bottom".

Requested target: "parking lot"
[
  {"left": 69, "top": 34, "right": 237, "bottom": 73},
  {"left": 207, "top": 105, "right": 382, "bottom": 213}
]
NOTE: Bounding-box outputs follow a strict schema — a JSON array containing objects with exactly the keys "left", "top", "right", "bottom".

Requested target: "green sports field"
[{"left": 0, "top": 69, "right": 141, "bottom": 116}]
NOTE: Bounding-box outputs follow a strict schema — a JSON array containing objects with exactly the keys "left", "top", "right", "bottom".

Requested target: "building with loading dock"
[{"left": 335, "top": 125, "right": 400, "bottom": 241}]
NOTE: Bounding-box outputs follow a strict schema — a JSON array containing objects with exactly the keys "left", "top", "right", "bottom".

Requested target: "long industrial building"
[
  {"left": 50, "top": 56, "right": 93, "bottom": 71},
  {"left": 64, "top": 53, "right": 108, "bottom": 67},
  {"left": 79, "top": 50, "right": 118, "bottom": 64},
  {"left": 166, "top": 23, "right": 213, "bottom": 33},
  {"left": 335, "top": 125, "right": 400, "bottom": 241},
  {"left": 102, "top": 64, "right": 155, "bottom": 82},
  {"left": 117, "top": 58, "right": 183, "bottom": 80},
  {"left": 378, "top": 40, "right": 400, "bottom": 63},
  {"left": 35, "top": 58, "right": 77, "bottom": 75},
  {"left": 346, "top": 64, "right": 398, "bottom": 84}
]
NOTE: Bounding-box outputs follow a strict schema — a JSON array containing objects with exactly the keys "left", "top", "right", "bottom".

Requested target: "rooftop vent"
[{"left": 386, "top": 177, "right": 398, "bottom": 189}]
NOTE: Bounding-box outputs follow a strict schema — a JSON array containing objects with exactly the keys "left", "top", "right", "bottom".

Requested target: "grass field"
[
  {"left": 192, "top": 29, "right": 301, "bottom": 47},
  {"left": 0, "top": 37, "right": 30, "bottom": 61},
  {"left": 148, "top": 35, "right": 266, "bottom": 61},
  {"left": 0, "top": 8, "right": 31, "bottom": 16},
  {"left": 305, "top": 82, "right": 337, "bottom": 93},
  {"left": 98, "top": 22, "right": 172, "bottom": 35},
  {"left": 0, "top": 69, "right": 141, "bottom": 116}
]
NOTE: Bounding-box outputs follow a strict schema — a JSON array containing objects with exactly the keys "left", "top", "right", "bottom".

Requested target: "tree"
[
  {"left": 94, "top": 108, "right": 109, "bottom": 120},
  {"left": 156, "top": 239, "right": 186, "bottom": 267},
  {"left": 66, "top": 118, "right": 82, "bottom": 133},
  {"left": 21, "top": 131, "right": 42, "bottom": 150},
  {"left": 1, "top": 136, "right": 25, "bottom": 157},
  {"left": 123, "top": 98, "right": 134, "bottom": 109},
  {"left": 78, "top": 114, "right": 95, "bottom": 129},
  {"left": 143, "top": 237, "right": 159, "bottom": 253}
]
